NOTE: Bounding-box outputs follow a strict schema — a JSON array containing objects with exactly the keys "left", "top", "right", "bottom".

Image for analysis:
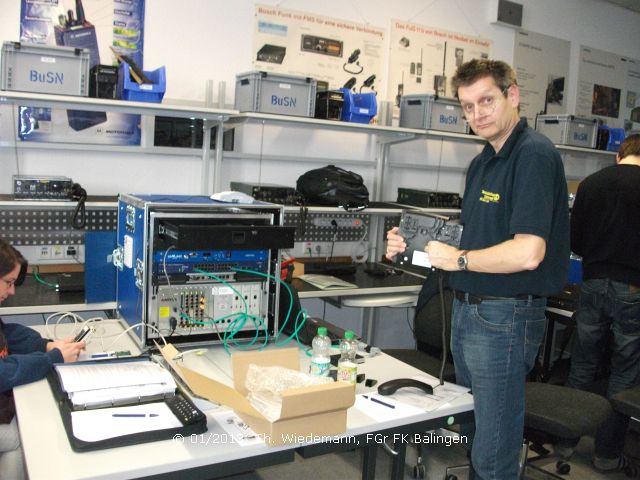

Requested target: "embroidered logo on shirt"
[{"left": 479, "top": 190, "right": 501, "bottom": 204}]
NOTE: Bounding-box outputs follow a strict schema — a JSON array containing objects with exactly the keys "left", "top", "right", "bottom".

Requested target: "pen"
[
  {"left": 112, "top": 413, "right": 159, "bottom": 418},
  {"left": 363, "top": 395, "right": 395, "bottom": 409}
]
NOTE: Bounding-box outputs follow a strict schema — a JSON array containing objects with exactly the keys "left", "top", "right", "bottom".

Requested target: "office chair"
[
  {"left": 522, "top": 382, "right": 612, "bottom": 478},
  {"left": 611, "top": 385, "right": 640, "bottom": 466},
  {"left": 384, "top": 273, "right": 455, "bottom": 384},
  {"left": 384, "top": 273, "right": 457, "bottom": 478}
]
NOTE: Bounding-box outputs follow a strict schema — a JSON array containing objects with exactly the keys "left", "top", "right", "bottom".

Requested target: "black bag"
[{"left": 296, "top": 165, "right": 369, "bottom": 210}]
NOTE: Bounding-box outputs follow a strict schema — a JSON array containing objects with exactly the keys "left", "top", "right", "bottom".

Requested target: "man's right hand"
[{"left": 385, "top": 226, "right": 407, "bottom": 261}]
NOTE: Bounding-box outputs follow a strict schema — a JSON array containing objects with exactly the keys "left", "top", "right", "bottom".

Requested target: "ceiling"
[{"left": 599, "top": 0, "right": 640, "bottom": 13}]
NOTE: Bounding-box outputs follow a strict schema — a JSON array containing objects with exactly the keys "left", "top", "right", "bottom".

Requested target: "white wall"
[{"left": 0, "top": 0, "right": 638, "bottom": 196}]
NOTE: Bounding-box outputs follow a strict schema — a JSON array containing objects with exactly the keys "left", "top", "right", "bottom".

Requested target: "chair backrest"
[{"left": 415, "top": 287, "right": 453, "bottom": 360}]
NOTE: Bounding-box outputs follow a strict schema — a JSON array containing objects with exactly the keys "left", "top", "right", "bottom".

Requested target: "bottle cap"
[
  {"left": 345, "top": 330, "right": 355, "bottom": 339},
  {"left": 317, "top": 327, "right": 328, "bottom": 336}
]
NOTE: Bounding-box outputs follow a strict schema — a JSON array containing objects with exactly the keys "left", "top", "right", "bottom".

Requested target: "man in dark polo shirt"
[{"left": 386, "top": 59, "right": 569, "bottom": 479}]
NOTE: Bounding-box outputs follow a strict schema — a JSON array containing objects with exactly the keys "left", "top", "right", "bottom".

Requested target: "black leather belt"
[{"left": 454, "top": 290, "right": 542, "bottom": 305}]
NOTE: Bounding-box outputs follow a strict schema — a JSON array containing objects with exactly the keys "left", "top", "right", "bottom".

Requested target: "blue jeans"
[
  {"left": 451, "top": 295, "right": 547, "bottom": 480},
  {"left": 567, "top": 278, "right": 640, "bottom": 459}
]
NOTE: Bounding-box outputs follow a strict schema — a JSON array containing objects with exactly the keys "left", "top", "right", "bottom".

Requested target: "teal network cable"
[{"left": 232, "top": 267, "right": 311, "bottom": 353}]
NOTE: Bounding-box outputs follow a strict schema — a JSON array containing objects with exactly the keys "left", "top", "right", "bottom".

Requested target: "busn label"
[
  {"left": 439, "top": 114, "right": 458, "bottom": 125},
  {"left": 271, "top": 95, "right": 297, "bottom": 108},
  {"left": 29, "top": 70, "right": 64, "bottom": 85}
]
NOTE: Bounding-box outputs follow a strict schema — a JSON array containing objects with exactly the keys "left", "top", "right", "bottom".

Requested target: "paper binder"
[{"left": 47, "top": 357, "right": 207, "bottom": 452}]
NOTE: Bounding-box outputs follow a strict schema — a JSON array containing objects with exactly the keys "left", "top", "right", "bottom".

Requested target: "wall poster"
[
  {"left": 387, "top": 20, "right": 491, "bottom": 113},
  {"left": 576, "top": 46, "right": 640, "bottom": 130},
  {"left": 18, "top": 0, "right": 145, "bottom": 145},
  {"left": 253, "top": 4, "right": 385, "bottom": 94},
  {"left": 512, "top": 30, "right": 570, "bottom": 122}
]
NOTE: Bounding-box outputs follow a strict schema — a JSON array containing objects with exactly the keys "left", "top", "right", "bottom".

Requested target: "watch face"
[{"left": 458, "top": 254, "right": 467, "bottom": 270}]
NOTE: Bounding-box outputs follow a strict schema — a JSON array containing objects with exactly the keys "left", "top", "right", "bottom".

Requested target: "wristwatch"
[{"left": 457, "top": 250, "right": 469, "bottom": 271}]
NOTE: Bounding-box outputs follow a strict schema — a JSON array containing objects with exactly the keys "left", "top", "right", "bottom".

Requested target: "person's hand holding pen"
[
  {"left": 385, "top": 227, "right": 406, "bottom": 261},
  {"left": 46, "top": 339, "right": 86, "bottom": 363}
]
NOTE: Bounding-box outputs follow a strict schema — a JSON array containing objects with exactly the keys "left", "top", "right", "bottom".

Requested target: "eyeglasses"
[
  {"left": 461, "top": 87, "right": 510, "bottom": 119},
  {"left": 1, "top": 278, "right": 16, "bottom": 289}
]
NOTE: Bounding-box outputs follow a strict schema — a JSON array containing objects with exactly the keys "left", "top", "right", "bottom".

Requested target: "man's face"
[
  {"left": 457, "top": 76, "right": 519, "bottom": 146},
  {"left": 0, "top": 263, "right": 20, "bottom": 303}
]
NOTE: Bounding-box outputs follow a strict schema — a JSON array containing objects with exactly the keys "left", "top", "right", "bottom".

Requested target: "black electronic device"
[
  {"left": 397, "top": 188, "right": 462, "bottom": 208},
  {"left": 89, "top": 64, "right": 118, "bottom": 99},
  {"left": 396, "top": 211, "right": 463, "bottom": 274},
  {"left": 256, "top": 44, "right": 287, "bottom": 64},
  {"left": 157, "top": 220, "right": 295, "bottom": 251},
  {"left": 301, "top": 34, "right": 343, "bottom": 57},
  {"left": 377, "top": 378, "right": 434, "bottom": 396},
  {"left": 57, "top": 272, "right": 85, "bottom": 293},
  {"left": 315, "top": 90, "right": 344, "bottom": 120},
  {"left": 13, "top": 175, "right": 74, "bottom": 200},
  {"left": 330, "top": 353, "right": 364, "bottom": 367},
  {"left": 165, "top": 393, "right": 206, "bottom": 426},
  {"left": 229, "top": 181, "right": 297, "bottom": 205},
  {"left": 73, "top": 325, "right": 94, "bottom": 343}
]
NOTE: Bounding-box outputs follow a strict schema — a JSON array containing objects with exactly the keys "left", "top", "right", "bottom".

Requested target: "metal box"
[
  {"left": 399, "top": 94, "right": 468, "bottom": 133},
  {"left": 1, "top": 41, "right": 90, "bottom": 96},
  {"left": 535, "top": 114, "right": 598, "bottom": 149},
  {"left": 114, "top": 194, "right": 294, "bottom": 349},
  {"left": 234, "top": 71, "right": 317, "bottom": 117}
]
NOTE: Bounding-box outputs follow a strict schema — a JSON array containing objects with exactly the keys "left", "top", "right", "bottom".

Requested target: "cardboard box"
[{"left": 161, "top": 345, "right": 354, "bottom": 446}]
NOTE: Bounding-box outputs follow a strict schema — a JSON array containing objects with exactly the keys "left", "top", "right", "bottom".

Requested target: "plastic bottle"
[
  {"left": 337, "top": 330, "right": 358, "bottom": 384},
  {"left": 309, "top": 327, "right": 331, "bottom": 377}
]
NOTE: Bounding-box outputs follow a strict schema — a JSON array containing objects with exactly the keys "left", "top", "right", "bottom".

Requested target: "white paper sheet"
[{"left": 71, "top": 402, "right": 182, "bottom": 442}]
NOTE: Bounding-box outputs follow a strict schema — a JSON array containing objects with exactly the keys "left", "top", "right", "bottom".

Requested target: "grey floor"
[{"left": 224, "top": 427, "right": 639, "bottom": 480}]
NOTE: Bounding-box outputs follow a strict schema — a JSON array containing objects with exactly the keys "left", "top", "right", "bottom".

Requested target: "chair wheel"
[
  {"left": 555, "top": 460, "right": 571, "bottom": 475},
  {"left": 413, "top": 464, "right": 425, "bottom": 478},
  {"left": 445, "top": 475, "right": 458, "bottom": 480}
]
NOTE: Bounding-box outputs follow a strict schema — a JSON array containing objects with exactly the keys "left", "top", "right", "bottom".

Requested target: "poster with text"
[
  {"left": 513, "top": 30, "right": 570, "bottom": 122},
  {"left": 575, "top": 46, "right": 640, "bottom": 130},
  {"left": 387, "top": 20, "right": 491, "bottom": 114},
  {"left": 253, "top": 5, "right": 385, "bottom": 94},
  {"left": 19, "top": 0, "right": 145, "bottom": 145}
]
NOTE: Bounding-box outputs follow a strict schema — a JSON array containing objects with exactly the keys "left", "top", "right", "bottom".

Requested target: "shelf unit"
[
  {"left": 0, "top": 91, "right": 235, "bottom": 194},
  {"left": 1, "top": 91, "right": 618, "bottom": 197}
]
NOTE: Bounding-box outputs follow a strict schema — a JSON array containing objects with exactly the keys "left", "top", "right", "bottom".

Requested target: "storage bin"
[
  {"left": 339, "top": 89, "right": 377, "bottom": 124},
  {"left": 117, "top": 62, "right": 166, "bottom": 103},
  {"left": 399, "top": 94, "right": 468, "bottom": 133},
  {"left": 1, "top": 41, "right": 90, "bottom": 96},
  {"left": 535, "top": 114, "right": 597, "bottom": 148},
  {"left": 234, "top": 71, "right": 316, "bottom": 117}
]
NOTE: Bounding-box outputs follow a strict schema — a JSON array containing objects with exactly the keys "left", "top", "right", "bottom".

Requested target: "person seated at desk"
[{"left": 0, "top": 237, "right": 86, "bottom": 480}]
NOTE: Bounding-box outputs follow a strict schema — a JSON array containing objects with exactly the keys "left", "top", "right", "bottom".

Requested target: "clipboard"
[{"left": 47, "top": 356, "right": 207, "bottom": 452}]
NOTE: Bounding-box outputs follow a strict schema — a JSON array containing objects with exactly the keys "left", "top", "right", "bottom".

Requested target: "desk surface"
[
  {"left": 15, "top": 321, "right": 473, "bottom": 480},
  {"left": 293, "top": 263, "right": 425, "bottom": 299}
]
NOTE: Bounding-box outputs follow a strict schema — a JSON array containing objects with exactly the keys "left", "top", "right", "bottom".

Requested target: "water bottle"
[
  {"left": 337, "top": 330, "right": 358, "bottom": 384},
  {"left": 309, "top": 327, "right": 331, "bottom": 377}
]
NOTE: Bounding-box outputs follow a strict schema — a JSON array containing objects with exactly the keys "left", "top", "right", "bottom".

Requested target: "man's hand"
[
  {"left": 385, "top": 227, "right": 407, "bottom": 261},
  {"left": 426, "top": 240, "right": 461, "bottom": 271},
  {"left": 47, "top": 339, "right": 86, "bottom": 363}
]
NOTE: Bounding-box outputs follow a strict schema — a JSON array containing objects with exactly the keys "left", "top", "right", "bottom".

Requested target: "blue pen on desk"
[
  {"left": 112, "top": 413, "right": 159, "bottom": 418},
  {"left": 363, "top": 395, "right": 395, "bottom": 409}
]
